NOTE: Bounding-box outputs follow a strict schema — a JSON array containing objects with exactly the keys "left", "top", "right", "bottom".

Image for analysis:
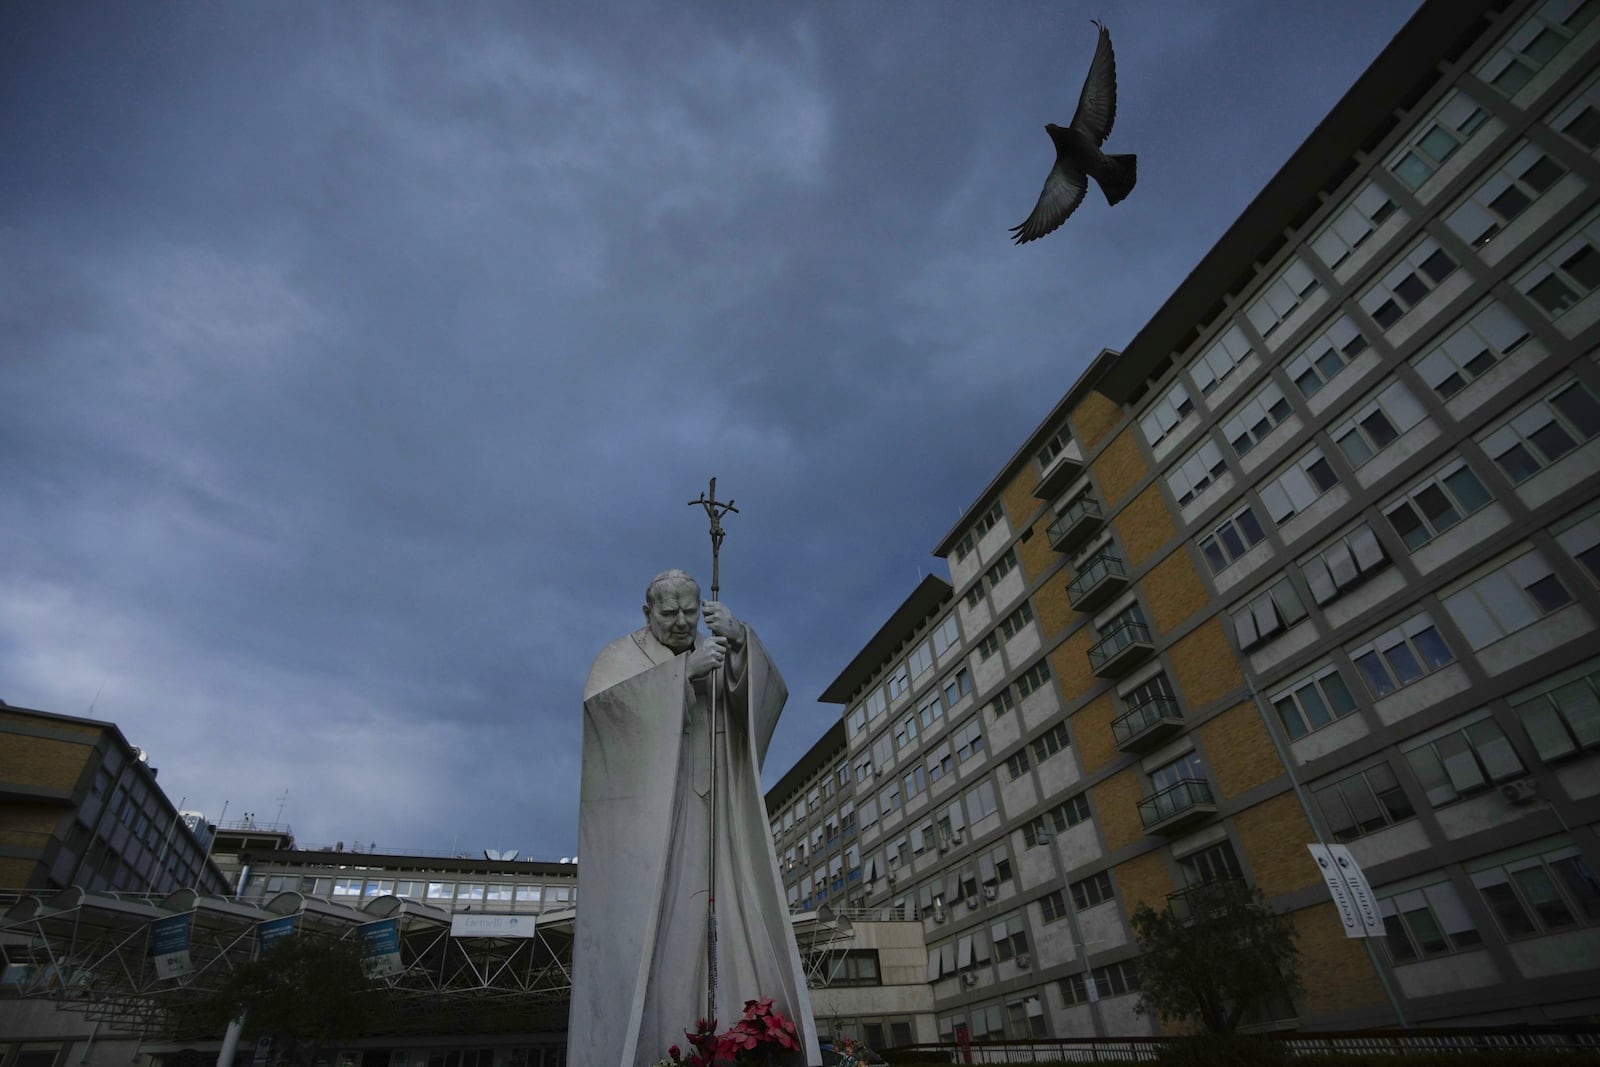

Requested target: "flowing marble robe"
[{"left": 570, "top": 624, "right": 819, "bottom": 1067}]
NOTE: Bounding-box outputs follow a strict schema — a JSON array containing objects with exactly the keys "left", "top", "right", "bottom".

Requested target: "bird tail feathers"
[{"left": 1097, "top": 154, "right": 1138, "bottom": 206}]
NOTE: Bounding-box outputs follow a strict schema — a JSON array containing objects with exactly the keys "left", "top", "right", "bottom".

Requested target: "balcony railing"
[
  {"left": 1047, "top": 496, "right": 1104, "bottom": 552},
  {"left": 1087, "top": 619, "right": 1154, "bottom": 677},
  {"left": 1137, "top": 777, "right": 1217, "bottom": 834},
  {"left": 1166, "top": 877, "right": 1252, "bottom": 922},
  {"left": 1066, "top": 553, "right": 1129, "bottom": 611},
  {"left": 1033, "top": 450, "right": 1085, "bottom": 501},
  {"left": 1111, "top": 697, "right": 1184, "bottom": 752}
]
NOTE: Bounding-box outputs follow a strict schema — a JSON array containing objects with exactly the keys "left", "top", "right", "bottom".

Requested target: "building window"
[
  {"left": 1152, "top": 751, "right": 1206, "bottom": 794},
  {"left": 1404, "top": 711, "right": 1525, "bottom": 805},
  {"left": 1260, "top": 445, "right": 1341, "bottom": 524},
  {"left": 866, "top": 688, "right": 887, "bottom": 722},
  {"left": 1389, "top": 89, "right": 1489, "bottom": 189},
  {"left": 847, "top": 707, "right": 867, "bottom": 736},
  {"left": 1030, "top": 721, "right": 1070, "bottom": 763},
  {"left": 1332, "top": 380, "right": 1427, "bottom": 468},
  {"left": 1285, "top": 314, "right": 1369, "bottom": 398},
  {"left": 873, "top": 733, "right": 894, "bottom": 770},
  {"left": 1443, "top": 548, "right": 1575, "bottom": 650},
  {"left": 1071, "top": 870, "right": 1115, "bottom": 910},
  {"left": 1140, "top": 379, "right": 1196, "bottom": 448},
  {"left": 1349, "top": 612, "right": 1455, "bottom": 699},
  {"left": 1476, "top": 0, "right": 1598, "bottom": 97},
  {"left": 980, "top": 602, "right": 1034, "bottom": 660},
  {"left": 1312, "top": 181, "right": 1399, "bottom": 268},
  {"left": 1302, "top": 523, "right": 1387, "bottom": 606},
  {"left": 1198, "top": 504, "right": 1269, "bottom": 575},
  {"left": 990, "top": 913, "right": 1029, "bottom": 961},
  {"left": 1062, "top": 960, "right": 1140, "bottom": 1005},
  {"left": 1015, "top": 661, "right": 1051, "bottom": 700},
  {"left": 1231, "top": 575, "right": 1308, "bottom": 651},
  {"left": 927, "top": 743, "right": 953, "bottom": 784},
  {"left": 953, "top": 503, "right": 1002, "bottom": 562},
  {"left": 1169, "top": 438, "right": 1230, "bottom": 507},
  {"left": 965, "top": 780, "right": 1000, "bottom": 822},
  {"left": 1272, "top": 662, "right": 1361, "bottom": 740},
  {"left": 1037, "top": 424, "right": 1075, "bottom": 470},
  {"left": 918, "top": 692, "right": 944, "bottom": 729},
  {"left": 1384, "top": 459, "right": 1493, "bottom": 551},
  {"left": 1445, "top": 141, "right": 1569, "bottom": 249},
  {"left": 1223, "top": 379, "right": 1294, "bottom": 457},
  {"left": 1005, "top": 749, "right": 1031, "bottom": 781},
  {"left": 896, "top": 714, "right": 920, "bottom": 751},
  {"left": 1246, "top": 257, "right": 1321, "bottom": 341},
  {"left": 1008, "top": 994, "right": 1048, "bottom": 1038},
  {"left": 1380, "top": 881, "right": 1482, "bottom": 962},
  {"left": 1552, "top": 72, "right": 1600, "bottom": 153},
  {"left": 1472, "top": 845, "right": 1600, "bottom": 938},
  {"left": 943, "top": 667, "right": 973, "bottom": 707},
  {"left": 932, "top": 614, "right": 961, "bottom": 656},
  {"left": 1125, "top": 671, "right": 1178, "bottom": 713},
  {"left": 820, "top": 949, "right": 882, "bottom": 987},
  {"left": 887, "top": 665, "right": 911, "bottom": 700},
  {"left": 1414, "top": 301, "right": 1532, "bottom": 402},
  {"left": 1191, "top": 325, "right": 1255, "bottom": 396},
  {"left": 1040, "top": 889, "right": 1070, "bottom": 922},
  {"left": 855, "top": 757, "right": 875, "bottom": 784},
  {"left": 1022, "top": 794, "right": 1091, "bottom": 847},
  {"left": 1481, "top": 379, "right": 1600, "bottom": 483},
  {"left": 1516, "top": 213, "right": 1600, "bottom": 318},
  {"left": 1514, "top": 663, "right": 1600, "bottom": 761},
  {"left": 1359, "top": 237, "right": 1460, "bottom": 330},
  {"left": 881, "top": 782, "right": 902, "bottom": 814},
  {"left": 1557, "top": 513, "right": 1600, "bottom": 584},
  {"left": 1315, "top": 763, "right": 1415, "bottom": 842},
  {"left": 909, "top": 638, "right": 935, "bottom": 679},
  {"left": 1179, "top": 841, "right": 1243, "bottom": 885},
  {"left": 955, "top": 718, "right": 986, "bottom": 763}
]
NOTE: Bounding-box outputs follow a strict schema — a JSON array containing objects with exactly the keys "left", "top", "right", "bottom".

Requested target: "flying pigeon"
[{"left": 1010, "top": 21, "right": 1138, "bottom": 244}]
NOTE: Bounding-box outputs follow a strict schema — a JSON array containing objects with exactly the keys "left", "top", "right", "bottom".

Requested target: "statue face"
[{"left": 644, "top": 580, "right": 700, "bottom": 653}]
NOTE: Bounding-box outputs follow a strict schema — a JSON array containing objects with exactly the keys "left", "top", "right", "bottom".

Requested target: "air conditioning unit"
[
  {"left": 887, "top": 871, "right": 898, "bottom": 885},
  {"left": 983, "top": 884, "right": 997, "bottom": 901},
  {"left": 933, "top": 906, "right": 948, "bottom": 924},
  {"left": 950, "top": 831, "right": 963, "bottom": 846},
  {"left": 965, "top": 895, "right": 980, "bottom": 910},
  {"left": 1015, "top": 952, "right": 1031, "bottom": 969},
  {"left": 1501, "top": 779, "right": 1539, "bottom": 805},
  {"left": 961, "top": 972, "right": 979, "bottom": 987}
]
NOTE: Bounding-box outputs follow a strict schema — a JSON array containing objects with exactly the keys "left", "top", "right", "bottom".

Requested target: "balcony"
[
  {"left": 1087, "top": 620, "right": 1154, "bottom": 678},
  {"left": 1111, "top": 698, "right": 1185, "bottom": 752},
  {"left": 1137, "top": 777, "right": 1218, "bottom": 835},
  {"left": 1066, "top": 553, "right": 1129, "bottom": 612},
  {"left": 1047, "top": 496, "right": 1105, "bottom": 552},
  {"left": 1166, "top": 877, "right": 1252, "bottom": 922},
  {"left": 1033, "top": 450, "right": 1085, "bottom": 501}
]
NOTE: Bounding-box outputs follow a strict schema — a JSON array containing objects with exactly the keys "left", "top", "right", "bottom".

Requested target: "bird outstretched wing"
[
  {"left": 1009, "top": 163, "right": 1088, "bottom": 244},
  {"left": 1070, "top": 21, "right": 1118, "bottom": 146}
]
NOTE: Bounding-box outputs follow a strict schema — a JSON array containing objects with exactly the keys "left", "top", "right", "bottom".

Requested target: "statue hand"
[
  {"left": 687, "top": 634, "right": 728, "bottom": 680},
  {"left": 701, "top": 601, "right": 746, "bottom": 651}
]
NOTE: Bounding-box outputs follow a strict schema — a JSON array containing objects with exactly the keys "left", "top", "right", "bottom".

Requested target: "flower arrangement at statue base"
[
  {"left": 830, "top": 1036, "right": 872, "bottom": 1067},
  {"left": 653, "top": 997, "right": 801, "bottom": 1067}
]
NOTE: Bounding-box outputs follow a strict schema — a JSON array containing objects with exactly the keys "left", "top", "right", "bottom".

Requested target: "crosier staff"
[{"left": 688, "top": 477, "right": 738, "bottom": 1025}]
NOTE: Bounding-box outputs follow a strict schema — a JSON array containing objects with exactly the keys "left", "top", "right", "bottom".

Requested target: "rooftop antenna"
[
  {"left": 87, "top": 674, "right": 109, "bottom": 716},
  {"left": 273, "top": 789, "right": 289, "bottom": 826}
]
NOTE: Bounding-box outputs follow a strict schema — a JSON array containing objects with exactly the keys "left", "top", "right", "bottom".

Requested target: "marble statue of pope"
[{"left": 569, "top": 569, "right": 819, "bottom": 1067}]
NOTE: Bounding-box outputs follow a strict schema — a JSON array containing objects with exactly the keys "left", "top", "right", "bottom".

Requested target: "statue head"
[{"left": 643, "top": 569, "right": 701, "bottom": 653}]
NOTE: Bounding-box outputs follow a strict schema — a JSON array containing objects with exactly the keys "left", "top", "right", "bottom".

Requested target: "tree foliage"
[
  {"left": 1129, "top": 881, "right": 1302, "bottom": 1034},
  {"left": 194, "top": 933, "right": 392, "bottom": 1067}
]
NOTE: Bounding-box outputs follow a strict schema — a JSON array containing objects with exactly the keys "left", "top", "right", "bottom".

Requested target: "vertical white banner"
[
  {"left": 1308, "top": 844, "right": 1366, "bottom": 939},
  {"left": 1327, "top": 843, "right": 1384, "bottom": 938}
]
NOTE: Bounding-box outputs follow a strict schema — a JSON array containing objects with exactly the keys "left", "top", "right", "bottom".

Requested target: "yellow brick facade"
[
  {"left": 1071, "top": 389, "right": 1123, "bottom": 451},
  {"left": 1036, "top": 577, "right": 1075, "bottom": 640},
  {"left": 1112, "top": 849, "right": 1172, "bottom": 917},
  {"left": 1115, "top": 484, "right": 1177, "bottom": 568},
  {"left": 1091, "top": 428, "right": 1146, "bottom": 507},
  {"left": 1196, "top": 702, "right": 1285, "bottom": 800},
  {"left": 1017, "top": 519, "right": 1058, "bottom": 586},
  {"left": 1167, "top": 619, "right": 1243, "bottom": 711},
  {"left": 1292, "top": 902, "right": 1389, "bottom": 1014},
  {"left": 1145, "top": 549, "right": 1210, "bottom": 636},
  {"left": 0, "top": 733, "right": 92, "bottom": 790},
  {"left": 1091, "top": 768, "right": 1145, "bottom": 852},
  {"left": 1233, "top": 792, "right": 1320, "bottom": 897},
  {"left": 1047, "top": 629, "right": 1098, "bottom": 707},
  {"left": 1073, "top": 693, "right": 1119, "bottom": 775}
]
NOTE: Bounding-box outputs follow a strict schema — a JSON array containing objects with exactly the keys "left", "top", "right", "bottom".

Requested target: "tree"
[
  {"left": 194, "top": 933, "right": 393, "bottom": 1067},
  {"left": 1128, "top": 881, "right": 1302, "bottom": 1034}
]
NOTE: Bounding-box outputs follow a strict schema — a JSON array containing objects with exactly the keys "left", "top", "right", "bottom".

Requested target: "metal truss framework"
[{"left": 0, "top": 887, "right": 576, "bottom": 1039}]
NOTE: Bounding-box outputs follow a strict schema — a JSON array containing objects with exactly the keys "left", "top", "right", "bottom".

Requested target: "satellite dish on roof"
[{"left": 484, "top": 849, "right": 519, "bottom": 861}]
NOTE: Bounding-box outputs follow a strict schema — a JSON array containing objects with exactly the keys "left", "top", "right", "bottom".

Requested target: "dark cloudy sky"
[{"left": 2, "top": 1, "right": 1420, "bottom": 860}]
